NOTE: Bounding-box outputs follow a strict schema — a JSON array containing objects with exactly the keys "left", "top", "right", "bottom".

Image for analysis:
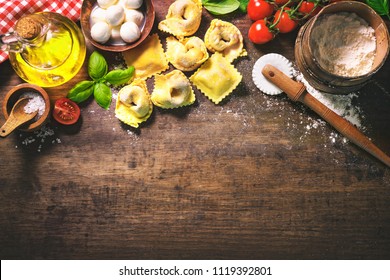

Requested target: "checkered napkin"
[{"left": 0, "top": 0, "right": 83, "bottom": 63}]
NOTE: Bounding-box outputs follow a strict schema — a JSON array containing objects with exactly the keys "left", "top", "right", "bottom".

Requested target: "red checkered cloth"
[{"left": 0, "top": 0, "right": 83, "bottom": 63}]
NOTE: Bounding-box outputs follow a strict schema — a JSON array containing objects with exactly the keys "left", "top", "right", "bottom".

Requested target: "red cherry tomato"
[
  {"left": 298, "top": 1, "right": 322, "bottom": 16},
  {"left": 273, "top": 8, "right": 298, "bottom": 33},
  {"left": 247, "top": 0, "right": 274, "bottom": 21},
  {"left": 248, "top": 20, "right": 274, "bottom": 44},
  {"left": 53, "top": 97, "right": 81, "bottom": 125}
]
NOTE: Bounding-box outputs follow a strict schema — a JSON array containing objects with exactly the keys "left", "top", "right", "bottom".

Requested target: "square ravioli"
[
  {"left": 122, "top": 34, "right": 169, "bottom": 80},
  {"left": 190, "top": 53, "right": 242, "bottom": 104}
]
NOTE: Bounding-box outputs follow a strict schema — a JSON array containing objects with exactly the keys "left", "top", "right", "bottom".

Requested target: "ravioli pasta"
[
  {"left": 158, "top": 0, "right": 202, "bottom": 38},
  {"left": 123, "top": 34, "right": 169, "bottom": 80},
  {"left": 204, "top": 19, "right": 247, "bottom": 62},
  {"left": 152, "top": 70, "right": 195, "bottom": 109},
  {"left": 165, "top": 36, "right": 209, "bottom": 71},
  {"left": 115, "top": 79, "right": 153, "bottom": 128},
  {"left": 190, "top": 53, "right": 242, "bottom": 104}
]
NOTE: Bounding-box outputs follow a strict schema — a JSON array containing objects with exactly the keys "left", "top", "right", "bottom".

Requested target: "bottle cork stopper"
[{"left": 15, "top": 16, "right": 42, "bottom": 40}]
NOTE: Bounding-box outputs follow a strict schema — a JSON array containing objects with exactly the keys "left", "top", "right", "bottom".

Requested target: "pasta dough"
[
  {"left": 158, "top": 0, "right": 202, "bottom": 38},
  {"left": 165, "top": 36, "right": 208, "bottom": 71},
  {"left": 123, "top": 34, "right": 169, "bottom": 79},
  {"left": 204, "top": 19, "right": 246, "bottom": 62},
  {"left": 190, "top": 53, "right": 242, "bottom": 104},
  {"left": 152, "top": 70, "right": 195, "bottom": 109},
  {"left": 115, "top": 78, "right": 153, "bottom": 128}
]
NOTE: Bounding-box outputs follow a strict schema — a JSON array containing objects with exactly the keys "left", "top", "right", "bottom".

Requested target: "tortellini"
[
  {"left": 158, "top": 0, "right": 202, "bottom": 38},
  {"left": 204, "top": 19, "right": 247, "bottom": 62},
  {"left": 152, "top": 70, "right": 195, "bottom": 109},
  {"left": 165, "top": 36, "right": 209, "bottom": 71},
  {"left": 190, "top": 53, "right": 242, "bottom": 104},
  {"left": 115, "top": 79, "right": 153, "bottom": 128}
]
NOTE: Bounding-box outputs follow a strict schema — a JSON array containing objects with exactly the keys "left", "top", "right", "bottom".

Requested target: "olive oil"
[{"left": 7, "top": 12, "right": 86, "bottom": 87}]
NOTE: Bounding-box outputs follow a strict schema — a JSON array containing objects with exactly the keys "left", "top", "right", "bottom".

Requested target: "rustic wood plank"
[{"left": 0, "top": 1, "right": 389, "bottom": 260}]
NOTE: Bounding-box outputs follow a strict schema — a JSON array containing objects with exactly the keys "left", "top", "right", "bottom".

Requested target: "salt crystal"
[
  {"left": 16, "top": 125, "right": 61, "bottom": 152},
  {"left": 22, "top": 92, "right": 45, "bottom": 119}
]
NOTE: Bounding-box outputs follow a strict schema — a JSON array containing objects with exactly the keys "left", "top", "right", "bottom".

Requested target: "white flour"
[
  {"left": 293, "top": 68, "right": 362, "bottom": 128},
  {"left": 310, "top": 12, "right": 376, "bottom": 77}
]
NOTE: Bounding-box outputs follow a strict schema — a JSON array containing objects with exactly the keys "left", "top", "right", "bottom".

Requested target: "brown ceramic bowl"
[
  {"left": 2, "top": 83, "right": 50, "bottom": 132},
  {"left": 80, "top": 0, "right": 155, "bottom": 52}
]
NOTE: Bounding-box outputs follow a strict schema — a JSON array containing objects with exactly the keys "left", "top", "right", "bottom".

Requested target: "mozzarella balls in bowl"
[
  {"left": 120, "top": 21, "right": 141, "bottom": 43},
  {"left": 91, "top": 21, "right": 111, "bottom": 43},
  {"left": 122, "top": 0, "right": 143, "bottom": 9},
  {"left": 90, "top": 0, "right": 144, "bottom": 45}
]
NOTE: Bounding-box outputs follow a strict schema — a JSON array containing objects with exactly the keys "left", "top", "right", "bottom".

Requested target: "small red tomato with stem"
[
  {"left": 247, "top": 0, "right": 274, "bottom": 21},
  {"left": 273, "top": 7, "right": 298, "bottom": 33},
  {"left": 298, "top": 1, "right": 322, "bottom": 17},
  {"left": 248, "top": 19, "right": 275, "bottom": 44},
  {"left": 53, "top": 97, "right": 81, "bottom": 125}
]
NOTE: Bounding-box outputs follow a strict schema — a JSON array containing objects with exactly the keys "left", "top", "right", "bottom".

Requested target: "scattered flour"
[
  {"left": 310, "top": 12, "right": 376, "bottom": 77},
  {"left": 293, "top": 68, "right": 363, "bottom": 129}
]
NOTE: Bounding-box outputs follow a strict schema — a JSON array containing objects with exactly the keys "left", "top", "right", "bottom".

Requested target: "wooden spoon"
[
  {"left": 0, "top": 97, "right": 38, "bottom": 137},
  {"left": 262, "top": 64, "right": 390, "bottom": 168}
]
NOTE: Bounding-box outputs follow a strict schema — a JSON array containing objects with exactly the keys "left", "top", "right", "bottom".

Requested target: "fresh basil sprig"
[
  {"left": 93, "top": 82, "right": 112, "bottom": 110},
  {"left": 366, "top": 0, "right": 390, "bottom": 19},
  {"left": 202, "top": 0, "right": 249, "bottom": 15},
  {"left": 88, "top": 51, "right": 108, "bottom": 81},
  {"left": 68, "top": 51, "right": 135, "bottom": 110},
  {"left": 104, "top": 67, "right": 135, "bottom": 85}
]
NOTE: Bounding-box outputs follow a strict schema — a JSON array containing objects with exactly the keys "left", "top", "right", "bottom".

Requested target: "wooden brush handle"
[{"left": 262, "top": 64, "right": 390, "bottom": 168}]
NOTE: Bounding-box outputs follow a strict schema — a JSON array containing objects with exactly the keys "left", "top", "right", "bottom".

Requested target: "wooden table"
[{"left": 1, "top": 1, "right": 390, "bottom": 260}]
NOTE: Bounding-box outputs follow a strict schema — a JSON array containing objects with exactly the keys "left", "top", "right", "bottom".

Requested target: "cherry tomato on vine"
[
  {"left": 247, "top": 0, "right": 274, "bottom": 21},
  {"left": 53, "top": 97, "right": 81, "bottom": 125},
  {"left": 273, "top": 8, "right": 298, "bottom": 33},
  {"left": 248, "top": 20, "right": 274, "bottom": 44},
  {"left": 298, "top": 1, "right": 322, "bottom": 17}
]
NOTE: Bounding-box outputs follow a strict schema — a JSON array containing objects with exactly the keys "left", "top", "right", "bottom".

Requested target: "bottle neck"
[{"left": 0, "top": 13, "right": 50, "bottom": 53}]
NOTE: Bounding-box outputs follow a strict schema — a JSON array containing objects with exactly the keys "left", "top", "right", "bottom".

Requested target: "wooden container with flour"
[{"left": 295, "top": 1, "right": 389, "bottom": 94}]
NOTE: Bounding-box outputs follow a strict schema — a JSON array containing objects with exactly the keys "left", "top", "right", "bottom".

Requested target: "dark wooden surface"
[{"left": 1, "top": 1, "right": 390, "bottom": 260}]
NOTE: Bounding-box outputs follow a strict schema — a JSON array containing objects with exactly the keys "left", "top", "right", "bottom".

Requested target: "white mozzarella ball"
[
  {"left": 125, "top": 9, "right": 144, "bottom": 27},
  {"left": 121, "top": 0, "right": 143, "bottom": 9},
  {"left": 97, "top": 0, "right": 118, "bottom": 9},
  {"left": 105, "top": 5, "right": 125, "bottom": 26},
  {"left": 91, "top": 21, "right": 111, "bottom": 44},
  {"left": 90, "top": 7, "right": 107, "bottom": 25},
  {"left": 120, "top": 21, "right": 141, "bottom": 43},
  {"left": 111, "top": 26, "right": 121, "bottom": 42}
]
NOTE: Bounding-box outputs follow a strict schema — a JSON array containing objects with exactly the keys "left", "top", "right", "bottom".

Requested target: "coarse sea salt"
[
  {"left": 22, "top": 92, "right": 45, "bottom": 119},
  {"left": 15, "top": 125, "right": 61, "bottom": 152}
]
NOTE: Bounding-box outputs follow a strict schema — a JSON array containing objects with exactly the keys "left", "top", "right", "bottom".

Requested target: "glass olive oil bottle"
[{"left": 1, "top": 12, "right": 86, "bottom": 87}]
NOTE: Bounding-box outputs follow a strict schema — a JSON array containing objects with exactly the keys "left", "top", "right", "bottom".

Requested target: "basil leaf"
[
  {"left": 239, "top": 0, "right": 249, "bottom": 13},
  {"left": 68, "top": 80, "right": 95, "bottom": 103},
  {"left": 88, "top": 51, "right": 108, "bottom": 81},
  {"left": 366, "top": 0, "right": 389, "bottom": 17},
  {"left": 104, "top": 66, "right": 135, "bottom": 86},
  {"left": 94, "top": 82, "right": 112, "bottom": 110},
  {"left": 202, "top": 0, "right": 240, "bottom": 15}
]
